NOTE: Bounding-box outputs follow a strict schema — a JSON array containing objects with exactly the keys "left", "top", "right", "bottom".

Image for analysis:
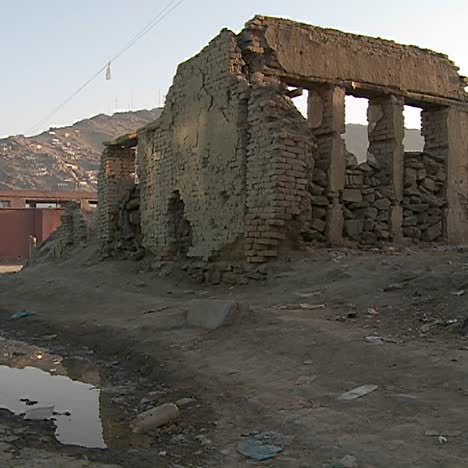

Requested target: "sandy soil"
[{"left": 1, "top": 245, "right": 468, "bottom": 467}]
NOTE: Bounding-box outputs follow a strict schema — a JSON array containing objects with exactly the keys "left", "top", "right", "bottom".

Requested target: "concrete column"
[
  {"left": 307, "top": 85, "right": 346, "bottom": 245},
  {"left": 97, "top": 146, "right": 136, "bottom": 244},
  {"left": 367, "top": 95, "right": 404, "bottom": 243}
]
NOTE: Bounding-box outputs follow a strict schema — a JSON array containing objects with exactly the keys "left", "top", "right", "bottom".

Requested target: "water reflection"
[{"left": 0, "top": 336, "right": 132, "bottom": 449}]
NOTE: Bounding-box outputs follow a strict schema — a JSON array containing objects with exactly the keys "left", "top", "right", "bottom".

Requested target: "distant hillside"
[
  {"left": 0, "top": 115, "right": 423, "bottom": 192},
  {"left": 0, "top": 109, "right": 161, "bottom": 191},
  {"left": 345, "top": 123, "right": 424, "bottom": 162}
]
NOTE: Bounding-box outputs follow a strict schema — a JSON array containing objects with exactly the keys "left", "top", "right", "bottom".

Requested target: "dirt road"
[{"left": 1, "top": 246, "right": 468, "bottom": 467}]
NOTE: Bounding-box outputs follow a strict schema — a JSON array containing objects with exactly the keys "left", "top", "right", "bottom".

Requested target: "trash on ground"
[
  {"left": 367, "top": 305, "right": 380, "bottom": 316},
  {"left": 24, "top": 405, "right": 55, "bottom": 420},
  {"left": 294, "top": 291, "right": 321, "bottom": 298},
  {"left": 337, "top": 384, "right": 378, "bottom": 401},
  {"left": 425, "top": 430, "right": 461, "bottom": 437},
  {"left": 450, "top": 290, "right": 465, "bottom": 296},
  {"left": 295, "top": 375, "right": 317, "bottom": 385},
  {"left": 130, "top": 403, "right": 179, "bottom": 433},
  {"left": 277, "top": 303, "right": 325, "bottom": 310},
  {"left": 365, "top": 336, "right": 385, "bottom": 345},
  {"left": 11, "top": 310, "right": 34, "bottom": 320},
  {"left": 237, "top": 432, "right": 285, "bottom": 461},
  {"left": 383, "top": 283, "right": 406, "bottom": 292},
  {"left": 438, "top": 435, "right": 448, "bottom": 444}
]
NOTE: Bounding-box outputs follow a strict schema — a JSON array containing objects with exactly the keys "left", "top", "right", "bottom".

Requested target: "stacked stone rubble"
[{"left": 402, "top": 152, "right": 447, "bottom": 242}]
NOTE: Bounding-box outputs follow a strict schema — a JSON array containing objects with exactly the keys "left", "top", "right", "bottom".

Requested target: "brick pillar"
[
  {"left": 97, "top": 145, "right": 136, "bottom": 244},
  {"left": 307, "top": 85, "right": 346, "bottom": 245},
  {"left": 367, "top": 95, "right": 404, "bottom": 243}
]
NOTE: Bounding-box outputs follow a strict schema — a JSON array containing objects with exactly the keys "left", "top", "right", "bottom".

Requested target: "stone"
[
  {"left": 176, "top": 397, "right": 196, "bottom": 407},
  {"left": 310, "top": 218, "right": 326, "bottom": 232},
  {"left": 360, "top": 231, "right": 377, "bottom": 243},
  {"left": 422, "top": 177, "right": 436, "bottom": 192},
  {"left": 364, "top": 207, "right": 378, "bottom": 219},
  {"left": 374, "top": 198, "right": 391, "bottom": 210},
  {"left": 358, "top": 162, "right": 373, "bottom": 173},
  {"left": 344, "top": 220, "right": 364, "bottom": 237},
  {"left": 343, "top": 208, "right": 354, "bottom": 219},
  {"left": 126, "top": 198, "right": 140, "bottom": 211},
  {"left": 422, "top": 221, "right": 442, "bottom": 242},
  {"left": 375, "top": 228, "right": 390, "bottom": 239},
  {"left": 309, "top": 183, "right": 325, "bottom": 195},
  {"left": 346, "top": 152, "right": 358, "bottom": 167},
  {"left": 186, "top": 300, "right": 245, "bottom": 330},
  {"left": 312, "top": 207, "right": 327, "bottom": 219},
  {"left": 404, "top": 168, "right": 417, "bottom": 186},
  {"left": 403, "top": 227, "right": 421, "bottom": 239},
  {"left": 403, "top": 215, "right": 418, "bottom": 226},
  {"left": 363, "top": 218, "right": 375, "bottom": 231},
  {"left": 407, "top": 204, "right": 429, "bottom": 213},
  {"left": 417, "top": 168, "right": 427, "bottom": 180},
  {"left": 129, "top": 210, "right": 140, "bottom": 226},
  {"left": 338, "top": 454, "right": 358, "bottom": 468},
  {"left": 342, "top": 189, "right": 362, "bottom": 203},
  {"left": 404, "top": 185, "right": 421, "bottom": 197},
  {"left": 349, "top": 201, "right": 369, "bottom": 210},
  {"left": 310, "top": 195, "right": 328, "bottom": 206},
  {"left": 420, "top": 193, "right": 444, "bottom": 208},
  {"left": 428, "top": 207, "right": 442, "bottom": 216}
]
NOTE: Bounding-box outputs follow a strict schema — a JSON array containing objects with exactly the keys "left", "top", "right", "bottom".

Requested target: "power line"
[{"left": 26, "top": 0, "right": 185, "bottom": 135}]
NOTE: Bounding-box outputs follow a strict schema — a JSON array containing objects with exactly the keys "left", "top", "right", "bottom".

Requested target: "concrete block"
[{"left": 186, "top": 300, "right": 246, "bottom": 330}]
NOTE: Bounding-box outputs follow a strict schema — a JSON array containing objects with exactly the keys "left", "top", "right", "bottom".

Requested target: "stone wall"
[{"left": 402, "top": 152, "right": 447, "bottom": 242}]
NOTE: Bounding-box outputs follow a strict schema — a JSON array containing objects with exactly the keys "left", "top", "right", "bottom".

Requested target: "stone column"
[
  {"left": 307, "top": 85, "right": 346, "bottom": 245},
  {"left": 367, "top": 95, "right": 404, "bottom": 243},
  {"left": 97, "top": 145, "right": 136, "bottom": 244}
]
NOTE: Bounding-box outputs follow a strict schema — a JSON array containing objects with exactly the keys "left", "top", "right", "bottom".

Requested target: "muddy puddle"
[{"left": 0, "top": 335, "right": 133, "bottom": 449}]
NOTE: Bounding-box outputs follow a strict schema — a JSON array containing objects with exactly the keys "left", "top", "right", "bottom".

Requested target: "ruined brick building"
[{"left": 98, "top": 16, "right": 468, "bottom": 266}]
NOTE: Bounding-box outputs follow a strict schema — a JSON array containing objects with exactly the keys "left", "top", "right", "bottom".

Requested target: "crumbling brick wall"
[{"left": 98, "top": 15, "right": 468, "bottom": 263}]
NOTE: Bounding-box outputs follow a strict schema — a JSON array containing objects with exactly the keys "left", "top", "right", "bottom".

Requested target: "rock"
[
  {"left": 210, "top": 269, "right": 222, "bottom": 285},
  {"left": 363, "top": 207, "right": 378, "bottom": 219},
  {"left": 131, "top": 403, "right": 180, "bottom": 433},
  {"left": 129, "top": 210, "right": 140, "bottom": 226},
  {"left": 404, "top": 168, "right": 417, "bottom": 186},
  {"left": 349, "top": 201, "right": 369, "bottom": 210},
  {"left": 375, "top": 228, "right": 390, "bottom": 239},
  {"left": 417, "top": 168, "right": 427, "bottom": 180},
  {"left": 363, "top": 218, "right": 375, "bottom": 231},
  {"left": 310, "top": 195, "right": 328, "bottom": 206},
  {"left": 196, "top": 434, "right": 213, "bottom": 446},
  {"left": 176, "top": 397, "right": 196, "bottom": 407},
  {"left": 309, "top": 183, "right": 325, "bottom": 195},
  {"left": 404, "top": 185, "right": 421, "bottom": 196},
  {"left": 186, "top": 300, "right": 245, "bottom": 330},
  {"left": 360, "top": 232, "right": 377, "bottom": 243},
  {"left": 358, "top": 162, "right": 373, "bottom": 173},
  {"left": 302, "top": 230, "right": 326, "bottom": 242},
  {"left": 403, "top": 227, "right": 421, "bottom": 239},
  {"left": 339, "top": 454, "right": 358, "bottom": 468},
  {"left": 422, "top": 177, "right": 436, "bottom": 192},
  {"left": 403, "top": 215, "right": 418, "bottom": 227},
  {"left": 312, "top": 206, "right": 327, "bottom": 219},
  {"left": 343, "top": 208, "right": 354, "bottom": 219},
  {"left": 346, "top": 152, "right": 358, "bottom": 167},
  {"left": 295, "top": 375, "right": 318, "bottom": 385},
  {"left": 422, "top": 221, "right": 442, "bottom": 242},
  {"left": 366, "top": 153, "right": 380, "bottom": 169},
  {"left": 310, "top": 218, "right": 326, "bottom": 233},
  {"left": 374, "top": 198, "right": 391, "bottom": 210},
  {"left": 420, "top": 193, "right": 444, "bottom": 208},
  {"left": 407, "top": 204, "right": 429, "bottom": 213},
  {"left": 342, "top": 189, "right": 362, "bottom": 203},
  {"left": 344, "top": 220, "right": 364, "bottom": 237},
  {"left": 428, "top": 207, "right": 442, "bottom": 216},
  {"left": 126, "top": 198, "right": 140, "bottom": 211}
]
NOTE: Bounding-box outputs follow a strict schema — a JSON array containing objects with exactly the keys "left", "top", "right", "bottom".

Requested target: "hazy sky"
[{"left": 1, "top": 0, "right": 467, "bottom": 137}]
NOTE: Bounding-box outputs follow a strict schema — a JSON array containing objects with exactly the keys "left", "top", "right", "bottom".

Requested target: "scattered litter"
[
  {"left": 237, "top": 432, "right": 285, "bottom": 461},
  {"left": 438, "top": 436, "right": 448, "bottom": 444},
  {"left": 176, "top": 397, "right": 196, "bottom": 407},
  {"left": 158, "top": 451, "right": 167, "bottom": 456},
  {"left": 277, "top": 303, "right": 325, "bottom": 311},
  {"left": 11, "top": 310, "right": 34, "bottom": 320},
  {"left": 196, "top": 434, "right": 213, "bottom": 446},
  {"left": 383, "top": 283, "right": 406, "bottom": 292},
  {"left": 337, "top": 384, "right": 378, "bottom": 401},
  {"left": 130, "top": 403, "right": 179, "bottom": 433},
  {"left": 365, "top": 336, "right": 384, "bottom": 345},
  {"left": 451, "top": 290, "right": 465, "bottom": 296},
  {"left": 367, "top": 305, "right": 380, "bottom": 316},
  {"left": 425, "top": 430, "right": 461, "bottom": 437},
  {"left": 295, "top": 375, "right": 317, "bottom": 385},
  {"left": 24, "top": 405, "right": 55, "bottom": 420},
  {"left": 294, "top": 291, "right": 321, "bottom": 298}
]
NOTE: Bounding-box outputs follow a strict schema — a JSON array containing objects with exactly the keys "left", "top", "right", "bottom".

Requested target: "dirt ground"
[{"left": 1, "top": 244, "right": 468, "bottom": 467}]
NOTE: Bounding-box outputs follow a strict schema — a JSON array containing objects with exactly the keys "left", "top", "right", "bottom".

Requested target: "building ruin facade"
[{"left": 98, "top": 16, "right": 468, "bottom": 266}]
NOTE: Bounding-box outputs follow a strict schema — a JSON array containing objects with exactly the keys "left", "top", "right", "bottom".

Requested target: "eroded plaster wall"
[{"left": 136, "top": 31, "right": 250, "bottom": 261}]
